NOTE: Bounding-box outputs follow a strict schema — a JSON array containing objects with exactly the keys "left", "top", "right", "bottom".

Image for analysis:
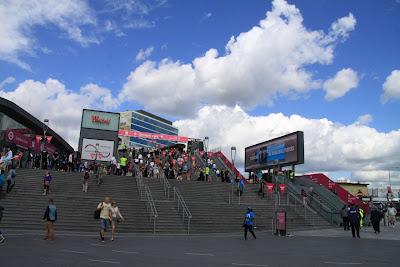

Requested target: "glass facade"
[{"left": 128, "top": 111, "right": 178, "bottom": 149}]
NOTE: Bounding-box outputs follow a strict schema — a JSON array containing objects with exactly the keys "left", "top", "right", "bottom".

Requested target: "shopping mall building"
[
  {"left": 120, "top": 110, "right": 179, "bottom": 149},
  {"left": 0, "top": 97, "right": 74, "bottom": 155}
]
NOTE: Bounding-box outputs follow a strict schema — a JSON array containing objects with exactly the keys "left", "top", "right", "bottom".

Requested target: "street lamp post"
[
  {"left": 204, "top": 136, "right": 209, "bottom": 182},
  {"left": 40, "top": 119, "right": 49, "bottom": 169}
]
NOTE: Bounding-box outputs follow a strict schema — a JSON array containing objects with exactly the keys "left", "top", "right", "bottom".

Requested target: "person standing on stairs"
[
  {"left": 83, "top": 169, "right": 90, "bottom": 192},
  {"left": 42, "top": 198, "right": 57, "bottom": 241},
  {"left": 110, "top": 201, "right": 124, "bottom": 241},
  {"left": 6, "top": 165, "right": 16, "bottom": 193},
  {"left": 43, "top": 171, "right": 52, "bottom": 195},
  {"left": 243, "top": 207, "right": 257, "bottom": 240},
  {"left": 97, "top": 197, "right": 112, "bottom": 242}
]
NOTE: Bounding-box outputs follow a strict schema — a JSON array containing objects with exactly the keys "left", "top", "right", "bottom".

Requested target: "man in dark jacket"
[
  {"left": 341, "top": 205, "right": 349, "bottom": 231},
  {"left": 42, "top": 198, "right": 57, "bottom": 241},
  {"left": 348, "top": 204, "right": 361, "bottom": 238},
  {"left": 370, "top": 207, "right": 383, "bottom": 234}
]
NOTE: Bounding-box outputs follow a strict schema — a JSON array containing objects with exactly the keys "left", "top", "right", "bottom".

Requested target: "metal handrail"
[
  {"left": 158, "top": 175, "right": 171, "bottom": 200},
  {"left": 173, "top": 187, "right": 192, "bottom": 234},
  {"left": 144, "top": 185, "right": 158, "bottom": 234},
  {"left": 137, "top": 176, "right": 145, "bottom": 199}
]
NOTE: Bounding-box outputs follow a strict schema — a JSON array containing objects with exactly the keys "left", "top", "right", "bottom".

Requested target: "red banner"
[
  {"left": 118, "top": 130, "right": 189, "bottom": 143},
  {"left": 279, "top": 184, "right": 287, "bottom": 195},
  {"left": 266, "top": 182, "right": 274, "bottom": 194},
  {"left": 6, "top": 129, "right": 33, "bottom": 149}
]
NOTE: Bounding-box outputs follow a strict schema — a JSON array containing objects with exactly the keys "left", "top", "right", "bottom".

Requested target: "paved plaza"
[{"left": 1, "top": 226, "right": 399, "bottom": 267}]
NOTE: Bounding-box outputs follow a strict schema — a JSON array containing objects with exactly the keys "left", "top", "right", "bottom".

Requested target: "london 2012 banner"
[
  {"left": 245, "top": 131, "right": 304, "bottom": 172},
  {"left": 81, "top": 138, "right": 114, "bottom": 161}
]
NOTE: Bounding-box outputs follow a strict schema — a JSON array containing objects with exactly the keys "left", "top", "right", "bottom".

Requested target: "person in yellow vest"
[
  {"left": 120, "top": 156, "right": 127, "bottom": 176},
  {"left": 359, "top": 208, "right": 364, "bottom": 228}
]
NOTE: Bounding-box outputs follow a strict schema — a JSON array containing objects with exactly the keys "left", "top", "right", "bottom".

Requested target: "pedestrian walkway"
[{"left": 295, "top": 222, "right": 400, "bottom": 241}]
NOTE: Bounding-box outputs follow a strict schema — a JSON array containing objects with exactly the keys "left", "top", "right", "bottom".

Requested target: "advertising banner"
[
  {"left": 81, "top": 138, "right": 114, "bottom": 161},
  {"left": 6, "top": 129, "right": 32, "bottom": 149},
  {"left": 118, "top": 130, "right": 189, "bottom": 143},
  {"left": 266, "top": 182, "right": 275, "bottom": 194},
  {"left": 81, "top": 110, "right": 120, "bottom": 131},
  {"left": 276, "top": 211, "right": 287, "bottom": 232},
  {"left": 279, "top": 184, "right": 287, "bottom": 195},
  {"left": 245, "top": 131, "right": 304, "bottom": 171}
]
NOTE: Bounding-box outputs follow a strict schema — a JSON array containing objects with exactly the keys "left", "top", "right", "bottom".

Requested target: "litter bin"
[{"left": 275, "top": 210, "right": 287, "bottom": 236}]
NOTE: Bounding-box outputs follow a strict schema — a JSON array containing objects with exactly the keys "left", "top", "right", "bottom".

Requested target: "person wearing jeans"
[
  {"left": 243, "top": 207, "right": 256, "bottom": 240},
  {"left": 97, "top": 197, "right": 112, "bottom": 242},
  {"left": 42, "top": 198, "right": 57, "bottom": 241}
]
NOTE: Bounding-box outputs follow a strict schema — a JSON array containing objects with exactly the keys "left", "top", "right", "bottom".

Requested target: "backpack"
[{"left": 48, "top": 204, "right": 57, "bottom": 221}]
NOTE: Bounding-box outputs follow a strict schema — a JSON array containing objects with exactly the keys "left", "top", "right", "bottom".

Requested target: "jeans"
[{"left": 244, "top": 224, "right": 256, "bottom": 240}]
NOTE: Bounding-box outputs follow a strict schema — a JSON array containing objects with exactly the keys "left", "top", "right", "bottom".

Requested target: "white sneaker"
[{"left": 0, "top": 236, "right": 5, "bottom": 243}]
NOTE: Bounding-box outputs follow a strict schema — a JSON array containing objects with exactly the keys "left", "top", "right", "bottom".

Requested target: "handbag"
[{"left": 94, "top": 203, "right": 103, "bottom": 219}]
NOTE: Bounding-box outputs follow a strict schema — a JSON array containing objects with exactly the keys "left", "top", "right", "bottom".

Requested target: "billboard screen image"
[
  {"left": 245, "top": 131, "right": 304, "bottom": 172},
  {"left": 81, "top": 109, "right": 120, "bottom": 131},
  {"left": 81, "top": 138, "right": 114, "bottom": 162}
]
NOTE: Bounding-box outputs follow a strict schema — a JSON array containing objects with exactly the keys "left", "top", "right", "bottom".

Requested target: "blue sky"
[{"left": 0, "top": 0, "right": 399, "bottom": 185}]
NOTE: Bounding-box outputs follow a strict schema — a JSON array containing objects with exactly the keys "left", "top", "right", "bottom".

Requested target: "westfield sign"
[{"left": 91, "top": 115, "right": 111, "bottom": 125}]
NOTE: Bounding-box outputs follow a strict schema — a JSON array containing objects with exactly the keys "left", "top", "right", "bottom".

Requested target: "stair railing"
[
  {"left": 144, "top": 184, "right": 158, "bottom": 234},
  {"left": 137, "top": 176, "right": 145, "bottom": 200},
  {"left": 159, "top": 175, "right": 171, "bottom": 200},
  {"left": 173, "top": 187, "right": 192, "bottom": 234}
]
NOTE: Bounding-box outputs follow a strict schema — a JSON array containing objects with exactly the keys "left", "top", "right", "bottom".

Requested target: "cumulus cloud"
[
  {"left": 136, "top": 46, "right": 155, "bottom": 62},
  {"left": 0, "top": 79, "right": 118, "bottom": 149},
  {"left": 174, "top": 105, "right": 400, "bottom": 185},
  {"left": 381, "top": 70, "right": 400, "bottom": 103},
  {"left": 355, "top": 114, "right": 373, "bottom": 126},
  {"left": 119, "top": 0, "right": 357, "bottom": 117},
  {"left": 0, "top": 0, "right": 98, "bottom": 70},
  {"left": 0, "top": 76, "right": 16, "bottom": 89},
  {"left": 323, "top": 68, "right": 359, "bottom": 101}
]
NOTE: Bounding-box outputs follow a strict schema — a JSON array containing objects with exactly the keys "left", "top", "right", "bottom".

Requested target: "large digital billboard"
[
  {"left": 81, "top": 109, "right": 120, "bottom": 131},
  {"left": 245, "top": 131, "right": 304, "bottom": 172},
  {"left": 81, "top": 138, "right": 114, "bottom": 162}
]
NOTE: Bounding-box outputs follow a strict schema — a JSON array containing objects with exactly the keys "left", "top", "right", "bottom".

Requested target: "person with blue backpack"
[
  {"left": 243, "top": 207, "right": 257, "bottom": 240},
  {"left": 0, "top": 169, "right": 5, "bottom": 195},
  {"left": 42, "top": 198, "right": 57, "bottom": 241}
]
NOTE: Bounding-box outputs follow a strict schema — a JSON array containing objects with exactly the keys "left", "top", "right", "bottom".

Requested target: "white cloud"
[
  {"left": 119, "top": 0, "right": 357, "bottom": 117},
  {"left": 323, "top": 68, "right": 359, "bottom": 101},
  {"left": 381, "top": 70, "right": 400, "bottom": 103},
  {"left": 0, "top": 79, "right": 118, "bottom": 149},
  {"left": 174, "top": 105, "right": 400, "bottom": 185},
  {"left": 355, "top": 114, "right": 373, "bottom": 126},
  {"left": 135, "top": 46, "right": 155, "bottom": 62},
  {"left": 0, "top": 76, "right": 16, "bottom": 89},
  {"left": 0, "top": 0, "right": 98, "bottom": 70}
]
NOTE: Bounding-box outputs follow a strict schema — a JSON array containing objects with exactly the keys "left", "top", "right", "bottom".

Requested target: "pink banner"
[
  {"left": 6, "top": 129, "right": 34, "bottom": 150},
  {"left": 118, "top": 130, "right": 189, "bottom": 143},
  {"left": 306, "top": 173, "right": 370, "bottom": 213}
]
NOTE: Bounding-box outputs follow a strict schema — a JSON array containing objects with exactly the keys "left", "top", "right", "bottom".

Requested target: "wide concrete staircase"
[
  {"left": 0, "top": 169, "right": 169, "bottom": 233},
  {"left": 170, "top": 179, "right": 332, "bottom": 233},
  {"left": 0, "top": 168, "right": 333, "bottom": 234}
]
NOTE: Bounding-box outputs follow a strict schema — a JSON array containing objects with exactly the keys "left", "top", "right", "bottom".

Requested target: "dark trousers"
[
  {"left": 372, "top": 221, "right": 380, "bottom": 233},
  {"left": 350, "top": 221, "right": 360, "bottom": 238},
  {"left": 343, "top": 217, "right": 349, "bottom": 230},
  {"left": 244, "top": 225, "right": 256, "bottom": 240},
  {"left": 6, "top": 180, "right": 15, "bottom": 193}
]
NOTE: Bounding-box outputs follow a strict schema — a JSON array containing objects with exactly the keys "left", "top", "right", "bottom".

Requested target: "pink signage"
[{"left": 118, "top": 130, "right": 189, "bottom": 143}]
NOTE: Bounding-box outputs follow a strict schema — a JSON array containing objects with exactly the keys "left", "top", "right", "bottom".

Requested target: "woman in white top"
[{"left": 110, "top": 201, "right": 124, "bottom": 241}]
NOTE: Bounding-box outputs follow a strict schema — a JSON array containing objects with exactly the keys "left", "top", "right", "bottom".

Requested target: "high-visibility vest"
[{"left": 120, "top": 157, "right": 127, "bottom": 167}]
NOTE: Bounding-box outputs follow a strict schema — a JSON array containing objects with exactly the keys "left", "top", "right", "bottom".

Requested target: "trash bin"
[{"left": 276, "top": 210, "right": 287, "bottom": 236}]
